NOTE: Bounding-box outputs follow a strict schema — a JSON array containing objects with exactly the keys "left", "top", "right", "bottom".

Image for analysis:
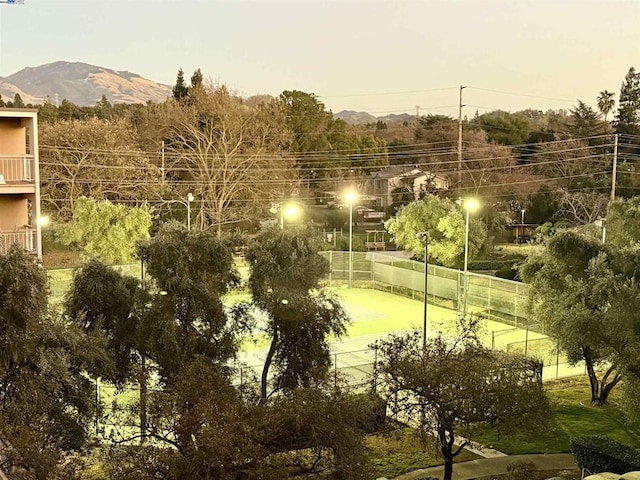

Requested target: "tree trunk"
[
  {"left": 260, "top": 323, "right": 279, "bottom": 403},
  {"left": 597, "top": 365, "right": 622, "bottom": 406},
  {"left": 139, "top": 354, "right": 148, "bottom": 443},
  {"left": 583, "top": 346, "right": 600, "bottom": 404},
  {"left": 583, "top": 347, "right": 621, "bottom": 405},
  {"left": 438, "top": 427, "right": 456, "bottom": 480}
]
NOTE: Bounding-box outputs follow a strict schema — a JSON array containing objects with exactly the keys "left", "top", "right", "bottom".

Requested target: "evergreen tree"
[
  {"left": 567, "top": 100, "right": 603, "bottom": 138},
  {"left": 12, "top": 93, "right": 25, "bottom": 108},
  {"left": 190, "top": 67, "right": 203, "bottom": 91},
  {"left": 172, "top": 68, "right": 189, "bottom": 101},
  {"left": 0, "top": 95, "right": 5, "bottom": 107},
  {"left": 616, "top": 67, "right": 640, "bottom": 135}
]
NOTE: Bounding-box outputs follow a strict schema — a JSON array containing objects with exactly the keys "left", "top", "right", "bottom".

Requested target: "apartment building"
[{"left": 0, "top": 109, "right": 42, "bottom": 259}]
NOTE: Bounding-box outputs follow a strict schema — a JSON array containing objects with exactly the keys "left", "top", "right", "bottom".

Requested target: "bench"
[{"left": 366, "top": 241, "right": 386, "bottom": 251}]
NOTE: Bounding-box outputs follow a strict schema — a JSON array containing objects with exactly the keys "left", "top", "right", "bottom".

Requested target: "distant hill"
[
  {"left": 334, "top": 110, "right": 415, "bottom": 125},
  {"left": 0, "top": 61, "right": 172, "bottom": 106}
]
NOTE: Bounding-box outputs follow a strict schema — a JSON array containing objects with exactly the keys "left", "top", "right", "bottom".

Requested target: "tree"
[
  {"left": 12, "top": 93, "right": 25, "bottom": 108},
  {"left": 137, "top": 222, "right": 239, "bottom": 380},
  {"left": 279, "top": 90, "right": 388, "bottom": 179},
  {"left": 567, "top": 100, "right": 603, "bottom": 138},
  {"left": 190, "top": 68, "right": 203, "bottom": 92},
  {"left": 0, "top": 247, "right": 97, "bottom": 479},
  {"left": 374, "top": 322, "right": 550, "bottom": 480},
  {"left": 597, "top": 90, "right": 615, "bottom": 125},
  {"left": 57, "top": 197, "right": 151, "bottom": 264},
  {"left": 604, "top": 197, "right": 640, "bottom": 248},
  {"left": 385, "top": 195, "right": 487, "bottom": 268},
  {"left": 172, "top": 68, "right": 188, "bottom": 101},
  {"left": 39, "top": 117, "right": 164, "bottom": 219},
  {"left": 109, "top": 359, "right": 373, "bottom": 480},
  {"left": 520, "top": 231, "right": 622, "bottom": 404},
  {"left": 167, "top": 85, "right": 295, "bottom": 236},
  {"left": 616, "top": 67, "right": 640, "bottom": 135},
  {"left": 239, "top": 226, "right": 349, "bottom": 400}
]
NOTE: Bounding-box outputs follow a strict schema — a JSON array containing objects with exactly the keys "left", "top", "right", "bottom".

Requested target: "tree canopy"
[
  {"left": 385, "top": 195, "right": 487, "bottom": 268},
  {"left": 375, "top": 321, "right": 550, "bottom": 480}
]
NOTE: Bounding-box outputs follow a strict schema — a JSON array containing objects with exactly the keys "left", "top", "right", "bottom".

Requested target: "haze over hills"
[
  {"left": 0, "top": 61, "right": 416, "bottom": 123},
  {"left": 0, "top": 61, "right": 172, "bottom": 106}
]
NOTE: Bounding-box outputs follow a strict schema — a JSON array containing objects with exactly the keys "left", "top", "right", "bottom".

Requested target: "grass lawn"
[
  {"left": 366, "top": 422, "right": 481, "bottom": 478},
  {"left": 473, "top": 375, "right": 640, "bottom": 454}
]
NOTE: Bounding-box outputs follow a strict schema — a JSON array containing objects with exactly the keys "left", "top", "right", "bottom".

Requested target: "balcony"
[
  {"left": 0, "top": 155, "right": 36, "bottom": 194},
  {"left": 0, "top": 154, "right": 35, "bottom": 183},
  {"left": 0, "top": 230, "right": 38, "bottom": 257}
]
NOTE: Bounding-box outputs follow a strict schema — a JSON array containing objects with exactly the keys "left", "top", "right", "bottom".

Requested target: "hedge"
[{"left": 570, "top": 435, "right": 640, "bottom": 474}]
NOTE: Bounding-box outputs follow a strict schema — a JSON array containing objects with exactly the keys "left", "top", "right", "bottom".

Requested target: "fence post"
[
  {"left": 329, "top": 250, "right": 333, "bottom": 285},
  {"left": 491, "top": 331, "right": 495, "bottom": 350},
  {"left": 556, "top": 340, "right": 560, "bottom": 380},
  {"left": 95, "top": 378, "right": 100, "bottom": 433},
  {"left": 524, "top": 327, "right": 529, "bottom": 356},
  {"left": 515, "top": 283, "right": 520, "bottom": 327},
  {"left": 371, "top": 251, "right": 375, "bottom": 284}
]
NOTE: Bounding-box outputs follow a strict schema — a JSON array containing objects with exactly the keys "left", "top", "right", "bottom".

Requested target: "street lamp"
[
  {"left": 345, "top": 190, "right": 357, "bottom": 288},
  {"left": 186, "top": 193, "right": 194, "bottom": 231},
  {"left": 463, "top": 198, "right": 479, "bottom": 316},
  {"left": 416, "top": 231, "right": 429, "bottom": 348},
  {"left": 270, "top": 202, "right": 299, "bottom": 229}
]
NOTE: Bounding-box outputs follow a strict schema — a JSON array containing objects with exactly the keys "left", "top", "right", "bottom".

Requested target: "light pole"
[
  {"left": 416, "top": 231, "right": 429, "bottom": 348},
  {"left": 345, "top": 191, "right": 357, "bottom": 288},
  {"left": 186, "top": 193, "right": 194, "bottom": 231},
  {"left": 270, "top": 202, "right": 299, "bottom": 229},
  {"left": 463, "top": 198, "right": 478, "bottom": 316}
]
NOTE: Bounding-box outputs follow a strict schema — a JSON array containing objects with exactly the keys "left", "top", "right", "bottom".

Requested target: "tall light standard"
[
  {"left": 270, "top": 202, "right": 299, "bottom": 229},
  {"left": 463, "top": 198, "right": 479, "bottom": 316},
  {"left": 345, "top": 191, "right": 357, "bottom": 288},
  {"left": 186, "top": 193, "right": 194, "bottom": 231},
  {"left": 416, "top": 231, "right": 429, "bottom": 348}
]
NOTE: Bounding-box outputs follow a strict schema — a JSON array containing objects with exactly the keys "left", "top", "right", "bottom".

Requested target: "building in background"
[{"left": 0, "top": 109, "right": 42, "bottom": 259}]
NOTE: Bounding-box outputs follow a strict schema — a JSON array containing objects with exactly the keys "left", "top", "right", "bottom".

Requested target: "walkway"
[{"left": 391, "top": 453, "right": 577, "bottom": 480}]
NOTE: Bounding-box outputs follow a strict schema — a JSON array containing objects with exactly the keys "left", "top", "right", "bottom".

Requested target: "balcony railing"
[
  {"left": 0, "top": 155, "right": 35, "bottom": 184},
  {"left": 0, "top": 231, "right": 37, "bottom": 256}
]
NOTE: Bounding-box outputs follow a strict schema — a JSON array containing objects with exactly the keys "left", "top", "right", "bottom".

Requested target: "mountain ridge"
[
  {"left": 0, "top": 61, "right": 415, "bottom": 124},
  {"left": 0, "top": 61, "right": 172, "bottom": 106}
]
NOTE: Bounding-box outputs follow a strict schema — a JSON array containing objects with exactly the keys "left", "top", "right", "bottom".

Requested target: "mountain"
[
  {"left": 0, "top": 61, "right": 172, "bottom": 106},
  {"left": 334, "top": 110, "right": 415, "bottom": 125}
]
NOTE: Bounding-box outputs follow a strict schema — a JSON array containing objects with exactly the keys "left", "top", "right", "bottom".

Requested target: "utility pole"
[
  {"left": 610, "top": 134, "right": 619, "bottom": 202},
  {"left": 160, "top": 141, "right": 166, "bottom": 183},
  {"left": 457, "top": 85, "right": 466, "bottom": 184},
  {"left": 416, "top": 105, "right": 420, "bottom": 120}
]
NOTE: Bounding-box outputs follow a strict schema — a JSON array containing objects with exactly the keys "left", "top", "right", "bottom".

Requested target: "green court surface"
[{"left": 234, "top": 287, "right": 553, "bottom": 379}]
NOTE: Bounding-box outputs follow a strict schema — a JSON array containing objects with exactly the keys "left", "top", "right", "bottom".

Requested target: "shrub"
[
  {"left": 570, "top": 435, "right": 640, "bottom": 474},
  {"left": 495, "top": 262, "right": 519, "bottom": 280}
]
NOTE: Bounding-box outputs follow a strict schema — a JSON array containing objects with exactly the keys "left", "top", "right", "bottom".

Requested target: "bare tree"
[
  {"left": 168, "top": 86, "right": 296, "bottom": 236},
  {"left": 40, "top": 117, "right": 164, "bottom": 219}
]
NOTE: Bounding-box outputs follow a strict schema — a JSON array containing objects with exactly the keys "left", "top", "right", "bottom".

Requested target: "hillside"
[
  {"left": 0, "top": 61, "right": 171, "bottom": 106},
  {"left": 334, "top": 110, "right": 415, "bottom": 125}
]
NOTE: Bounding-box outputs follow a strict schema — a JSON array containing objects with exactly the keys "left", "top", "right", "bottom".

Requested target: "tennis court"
[{"left": 234, "top": 286, "right": 574, "bottom": 389}]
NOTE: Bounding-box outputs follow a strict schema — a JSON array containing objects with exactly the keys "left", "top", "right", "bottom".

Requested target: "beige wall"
[
  {"left": 0, "top": 119, "right": 26, "bottom": 155},
  {"left": 0, "top": 196, "right": 29, "bottom": 231}
]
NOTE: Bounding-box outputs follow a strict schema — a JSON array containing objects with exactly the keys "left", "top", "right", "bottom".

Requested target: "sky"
[{"left": 0, "top": 0, "right": 638, "bottom": 117}]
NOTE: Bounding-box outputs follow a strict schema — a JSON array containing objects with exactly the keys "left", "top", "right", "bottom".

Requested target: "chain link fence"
[{"left": 48, "top": 251, "right": 585, "bottom": 436}]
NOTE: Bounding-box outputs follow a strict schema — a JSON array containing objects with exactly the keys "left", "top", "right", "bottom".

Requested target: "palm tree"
[{"left": 597, "top": 90, "right": 615, "bottom": 125}]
